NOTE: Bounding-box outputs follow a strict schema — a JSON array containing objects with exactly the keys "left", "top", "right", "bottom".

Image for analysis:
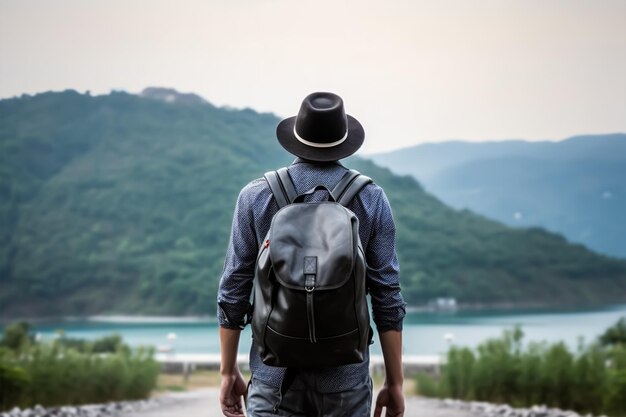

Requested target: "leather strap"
[
  {"left": 264, "top": 170, "right": 290, "bottom": 209},
  {"left": 331, "top": 169, "right": 360, "bottom": 202},
  {"left": 306, "top": 292, "right": 316, "bottom": 343},
  {"left": 267, "top": 167, "right": 372, "bottom": 208},
  {"left": 276, "top": 168, "right": 298, "bottom": 204},
  {"left": 337, "top": 174, "right": 373, "bottom": 206},
  {"left": 304, "top": 256, "right": 317, "bottom": 344},
  {"left": 332, "top": 170, "right": 373, "bottom": 206}
]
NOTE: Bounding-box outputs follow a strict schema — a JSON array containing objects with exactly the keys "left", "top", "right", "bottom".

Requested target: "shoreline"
[
  {"left": 0, "top": 301, "right": 626, "bottom": 327},
  {"left": 0, "top": 314, "right": 217, "bottom": 325},
  {"left": 3, "top": 302, "right": 626, "bottom": 325},
  {"left": 408, "top": 300, "right": 626, "bottom": 314}
]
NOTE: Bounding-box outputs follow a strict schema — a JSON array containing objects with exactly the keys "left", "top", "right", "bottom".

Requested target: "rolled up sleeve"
[
  {"left": 366, "top": 189, "right": 407, "bottom": 333},
  {"left": 217, "top": 187, "right": 258, "bottom": 329}
]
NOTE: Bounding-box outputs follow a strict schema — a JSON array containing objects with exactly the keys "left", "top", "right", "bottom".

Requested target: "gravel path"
[
  {"left": 122, "top": 388, "right": 475, "bottom": 417},
  {"left": 3, "top": 391, "right": 593, "bottom": 417}
]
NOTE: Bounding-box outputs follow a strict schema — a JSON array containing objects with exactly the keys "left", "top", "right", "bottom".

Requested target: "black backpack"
[{"left": 251, "top": 167, "right": 373, "bottom": 368}]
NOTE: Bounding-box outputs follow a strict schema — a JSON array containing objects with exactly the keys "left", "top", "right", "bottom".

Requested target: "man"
[{"left": 218, "top": 92, "right": 406, "bottom": 416}]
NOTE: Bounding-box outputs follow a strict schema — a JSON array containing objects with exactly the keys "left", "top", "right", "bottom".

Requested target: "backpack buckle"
[{"left": 304, "top": 256, "right": 317, "bottom": 293}]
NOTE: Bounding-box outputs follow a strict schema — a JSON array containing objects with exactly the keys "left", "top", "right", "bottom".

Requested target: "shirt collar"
[{"left": 291, "top": 157, "right": 344, "bottom": 167}]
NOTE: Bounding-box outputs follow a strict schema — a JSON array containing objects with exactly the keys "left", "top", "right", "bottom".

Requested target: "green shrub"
[
  {"left": 517, "top": 341, "right": 544, "bottom": 405},
  {"left": 415, "top": 372, "right": 440, "bottom": 397},
  {"left": 600, "top": 317, "right": 626, "bottom": 347},
  {"left": 444, "top": 346, "right": 475, "bottom": 399},
  {"left": 0, "top": 322, "right": 32, "bottom": 350},
  {"left": 471, "top": 327, "right": 523, "bottom": 403},
  {"left": 572, "top": 343, "right": 606, "bottom": 412},
  {"left": 541, "top": 342, "right": 575, "bottom": 408},
  {"left": 604, "top": 344, "right": 626, "bottom": 415},
  {"left": 92, "top": 334, "right": 124, "bottom": 353},
  {"left": 53, "top": 333, "right": 123, "bottom": 353},
  {"left": 416, "top": 319, "right": 626, "bottom": 416},
  {"left": 0, "top": 323, "right": 160, "bottom": 411},
  {"left": 0, "top": 359, "right": 30, "bottom": 409}
]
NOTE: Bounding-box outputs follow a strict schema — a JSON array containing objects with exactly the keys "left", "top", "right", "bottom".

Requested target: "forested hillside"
[{"left": 1, "top": 89, "right": 625, "bottom": 317}]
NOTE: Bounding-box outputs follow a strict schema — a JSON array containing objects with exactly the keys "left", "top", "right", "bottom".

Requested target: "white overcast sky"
[{"left": 1, "top": 0, "right": 625, "bottom": 153}]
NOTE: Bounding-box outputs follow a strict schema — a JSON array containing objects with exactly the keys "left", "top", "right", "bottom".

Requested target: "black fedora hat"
[{"left": 276, "top": 92, "right": 364, "bottom": 162}]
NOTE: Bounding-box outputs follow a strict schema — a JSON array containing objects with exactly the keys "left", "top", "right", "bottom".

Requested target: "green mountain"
[
  {"left": 369, "top": 134, "right": 626, "bottom": 258},
  {"left": 1, "top": 89, "right": 625, "bottom": 317}
]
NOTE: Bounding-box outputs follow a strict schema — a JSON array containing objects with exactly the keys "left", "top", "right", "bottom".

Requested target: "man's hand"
[
  {"left": 219, "top": 370, "right": 247, "bottom": 417},
  {"left": 373, "top": 382, "right": 404, "bottom": 417},
  {"left": 219, "top": 327, "right": 246, "bottom": 416}
]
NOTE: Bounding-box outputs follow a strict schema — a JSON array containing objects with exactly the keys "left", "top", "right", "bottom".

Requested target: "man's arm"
[
  {"left": 365, "top": 187, "right": 406, "bottom": 332},
  {"left": 217, "top": 184, "right": 261, "bottom": 416},
  {"left": 374, "top": 330, "right": 405, "bottom": 417},
  {"left": 219, "top": 327, "right": 247, "bottom": 417},
  {"left": 366, "top": 187, "right": 406, "bottom": 417}
]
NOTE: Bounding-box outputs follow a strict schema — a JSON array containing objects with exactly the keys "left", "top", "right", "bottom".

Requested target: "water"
[{"left": 13, "top": 304, "right": 626, "bottom": 356}]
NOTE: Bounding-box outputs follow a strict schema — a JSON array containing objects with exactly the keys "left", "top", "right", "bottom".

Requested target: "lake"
[{"left": 13, "top": 304, "right": 626, "bottom": 356}]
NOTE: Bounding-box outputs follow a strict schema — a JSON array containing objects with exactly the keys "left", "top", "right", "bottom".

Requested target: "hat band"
[{"left": 293, "top": 127, "right": 348, "bottom": 148}]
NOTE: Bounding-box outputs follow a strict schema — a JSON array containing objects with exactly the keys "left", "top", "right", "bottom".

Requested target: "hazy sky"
[{"left": 1, "top": 0, "right": 625, "bottom": 153}]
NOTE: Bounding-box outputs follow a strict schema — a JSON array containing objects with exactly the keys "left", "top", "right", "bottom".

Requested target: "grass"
[{"left": 156, "top": 370, "right": 250, "bottom": 393}]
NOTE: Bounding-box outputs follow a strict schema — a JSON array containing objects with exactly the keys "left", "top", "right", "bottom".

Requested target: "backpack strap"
[
  {"left": 264, "top": 168, "right": 298, "bottom": 209},
  {"left": 332, "top": 169, "right": 373, "bottom": 206},
  {"left": 276, "top": 167, "right": 298, "bottom": 203}
]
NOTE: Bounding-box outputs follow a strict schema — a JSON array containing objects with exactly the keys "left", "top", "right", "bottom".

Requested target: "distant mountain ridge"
[
  {"left": 1, "top": 90, "right": 625, "bottom": 318},
  {"left": 369, "top": 134, "right": 626, "bottom": 258}
]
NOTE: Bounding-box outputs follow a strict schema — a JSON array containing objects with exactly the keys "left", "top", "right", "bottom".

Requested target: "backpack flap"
[{"left": 269, "top": 203, "right": 356, "bottom": 290}]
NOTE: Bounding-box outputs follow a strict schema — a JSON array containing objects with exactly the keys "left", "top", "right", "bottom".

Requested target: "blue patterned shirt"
[{"left": 217, "top": 158, "right": 406, "bottom": 392}]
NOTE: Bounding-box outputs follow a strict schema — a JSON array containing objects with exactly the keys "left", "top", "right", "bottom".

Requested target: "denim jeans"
[{"left": 245, "top": 375, "right": 373, "bottom": 417}]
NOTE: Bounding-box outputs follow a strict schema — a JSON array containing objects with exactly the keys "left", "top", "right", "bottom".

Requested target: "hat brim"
[{"left": 276, "top": 115, "right": 364, "bottom": 162}]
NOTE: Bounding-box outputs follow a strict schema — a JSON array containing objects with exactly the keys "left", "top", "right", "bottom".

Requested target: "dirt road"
[{"left": 123, "top": 388, "right": 475, "bottom": 417}]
